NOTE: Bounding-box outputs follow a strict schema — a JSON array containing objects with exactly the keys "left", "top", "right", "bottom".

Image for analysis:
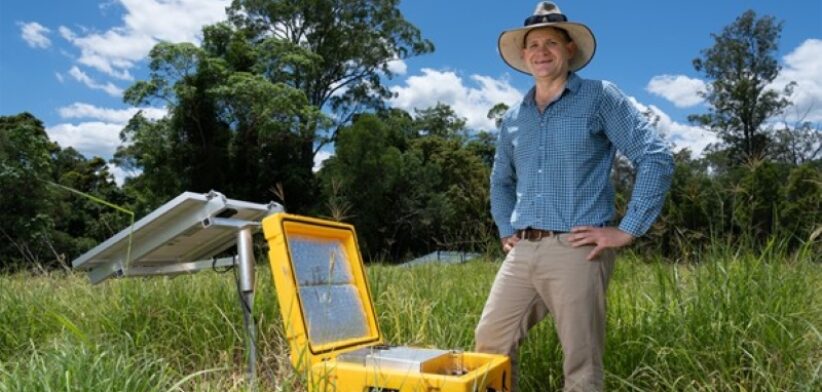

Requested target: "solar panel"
[{"left": 72, "top": 190, "right": 281, "bottom": 284}]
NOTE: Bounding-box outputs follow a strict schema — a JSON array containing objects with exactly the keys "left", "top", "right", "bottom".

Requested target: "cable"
[{"left": 231, "top": 257, "right": 283, "bottom": 391}]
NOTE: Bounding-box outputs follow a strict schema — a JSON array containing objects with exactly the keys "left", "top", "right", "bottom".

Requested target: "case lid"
[{"left": 262, "top": 213, "right": 382, "bottom": 366}]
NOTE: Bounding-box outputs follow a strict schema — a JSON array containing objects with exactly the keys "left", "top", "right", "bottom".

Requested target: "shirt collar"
[{"left": 523, "top": 72, "right": 581, "bottom": 107}]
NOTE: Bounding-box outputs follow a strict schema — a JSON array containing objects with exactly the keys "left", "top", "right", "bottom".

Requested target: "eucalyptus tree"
[
  {"left": 119, "top": 0, "right": 433, "bottom": 211},
  {"left": 689, "top": 10, "right": 794, "bottom": 166}
]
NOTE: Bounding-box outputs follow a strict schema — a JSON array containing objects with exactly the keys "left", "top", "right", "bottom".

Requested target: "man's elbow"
[{"left": 644, "top": 145, "right": 674, "bottom": 174}]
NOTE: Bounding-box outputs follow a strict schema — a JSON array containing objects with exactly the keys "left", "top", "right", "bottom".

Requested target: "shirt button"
[{"left": 538, "top": 169, "right": 543, "bottom": 174}]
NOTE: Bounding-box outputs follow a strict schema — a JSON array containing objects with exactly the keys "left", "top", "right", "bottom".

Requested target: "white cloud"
[
  {"left": 313, "top": 150, "right": 333, "bottom": 172},
  {"left": 390, "top": 68, "right": 523, "bottom": 131},
  {"left": 47, "top": 122, "right": 124, "bottom": 159},
  {"left": 61, "top": 27, "right": 146, "bottom": 80},
  {"left": 58, "top": 25, "right": 76, "bottom": 42},
  {"left": 58, "top": 102, "right": 166, "bottom": 123},
  {"left": 646, "top": 74, "right": 706, "bottom": 108},
  {"left": 68, "top": 66, "right": 124, "bottom": 97},
  {"left": 55, "top": 72, "right": 64, "bottom": 83},
  {"left": 628, "top": 97, "right": 717, "bottom": 157},
  {"left": 121, "top": 0, "right": 229, "bottom": 43},
  {"left": 59, "top": 0, "right": 230, "bottom": 80},
  {"left": 771, "top": 38, "right": 822, "bottom": 122},
  {"left": 20, "top": 22, "right": 52, "bottom": 48},
  {"left": 386, "top": 59, "right": 408, "bottom": 75},
  {"left": 107, "top": 163, "right": 140, "bottom": 186},
  {"left": 51, "top": 103, "right": 166, "bottom": 162}
]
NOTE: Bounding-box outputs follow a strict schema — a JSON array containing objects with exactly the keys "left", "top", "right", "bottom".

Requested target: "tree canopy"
[
  {"left": 689, "top": 10, "right": 795, "bottom": 165},
  {"left": 117, "top": 0, "right": 433, "bottom": 212}
]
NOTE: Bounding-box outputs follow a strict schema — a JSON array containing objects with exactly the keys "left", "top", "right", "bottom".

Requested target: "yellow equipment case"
[{"left": 262, "top": 213, "right": 511, "bottom": 392}]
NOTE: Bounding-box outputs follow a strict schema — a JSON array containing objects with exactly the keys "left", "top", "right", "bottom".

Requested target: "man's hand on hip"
[
  {"left": 501, "top": 235, "right": 520, "bottom": 253},
  {"left": 568, "top": 226, "right": 635, "bottom": 261}
]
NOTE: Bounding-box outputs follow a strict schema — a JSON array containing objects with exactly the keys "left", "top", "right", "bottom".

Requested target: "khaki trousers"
[{"left": 474, "top": 234, "right": 616, "bottom": 392}]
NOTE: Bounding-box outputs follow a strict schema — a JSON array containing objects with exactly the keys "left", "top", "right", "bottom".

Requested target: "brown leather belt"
[{"left": 516, "top": 228, "right": 566, "bottom": 241}]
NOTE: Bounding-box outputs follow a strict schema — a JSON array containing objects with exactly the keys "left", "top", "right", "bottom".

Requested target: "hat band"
[{"left": 524, "top": 13, "right": 567, "bottom": 26}]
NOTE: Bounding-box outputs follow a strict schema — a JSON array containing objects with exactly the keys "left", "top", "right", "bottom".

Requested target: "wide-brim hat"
[{"left": 498, "top": 1, "right": 596, "bottom": 74}]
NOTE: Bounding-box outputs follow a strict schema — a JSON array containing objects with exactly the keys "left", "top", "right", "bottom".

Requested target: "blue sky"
[{"left": 1, "top": 0, "right": 820, "bottom": 181}]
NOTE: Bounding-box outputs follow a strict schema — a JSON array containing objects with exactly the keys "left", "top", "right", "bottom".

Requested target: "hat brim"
[{"left": 498, "top": 22, "right": 596, "bottom": 74}]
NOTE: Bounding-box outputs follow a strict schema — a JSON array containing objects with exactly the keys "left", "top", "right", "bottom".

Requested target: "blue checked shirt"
[{"left": 490, "top": 73, "right": 674, "bottom": 238}]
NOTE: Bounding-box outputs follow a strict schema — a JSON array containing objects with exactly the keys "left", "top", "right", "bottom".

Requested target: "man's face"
[{"left": 521, "top": 27, "right": 576, "bottom": 79}]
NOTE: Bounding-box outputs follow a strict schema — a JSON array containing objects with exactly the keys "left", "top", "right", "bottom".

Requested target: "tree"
[
  {"left": 213, "top": 72, "right": 329, "bottom": 207},
  {"left": 121, "top": 0, "right": 433, "bottom": 212},
  {"left": 0, "top": 113, "right": 127, "bottom": 270},
  {"left": 652, "top": 151, "right": 722, "bottom": 258},
  {"left": 318, "top": 105, "right": 492, "bottom": 261},
  {"left": 226, "top": 0, "right": 433, "bottom": 161},
  {"left": 318, "top": 112, "right": 406, "bottom": 258},
  {"left": 771, "top": 119, "right": 822, "bottom": 165},
  {"left": 778, "top": 163, "right": 822, "bottom": 244},
  {"left": 0, "top": 113, "right": 56, "bottom": 267},
  {"left": 466, "top": 131, "right": 496, "bottom": 169},
  {"left": 730, "top": 159, "right": 785, "bottom": 241},
  {"left": 113, "top": 113, "right": 183, "bottom": 212},
  {"left": 404, "top": 135, "right": 491, "bottom": 254},
  {"left": 487, "top": 103, "right": 509, "bottom": 129},
  {"left": 121, "top": 43, "right": 233, "bottom": 204},
  {"left": 689, "top": 10, "right": 795, "bottom": 165},
  {"left": 50, "top": 148, "right": 130, "bottom": 261},
  {"left": 412, "top": 103, "right": 467, "bottom": 139}
]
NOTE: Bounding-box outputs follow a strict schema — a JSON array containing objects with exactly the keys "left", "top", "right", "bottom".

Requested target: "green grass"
[{"left": 1, "top": 245, "right": 819, "bottom": 391}]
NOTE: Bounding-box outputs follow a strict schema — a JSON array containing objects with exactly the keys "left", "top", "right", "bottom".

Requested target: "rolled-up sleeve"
[
  {"left": 599, "top": 82, "right": 674, "bottom": 237},
  {"left": 490, "top": 121, "right": 518, "bottom": 238}
]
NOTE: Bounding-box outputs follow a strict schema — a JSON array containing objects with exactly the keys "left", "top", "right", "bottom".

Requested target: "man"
[{"left": 475, "top": 2, "right": 674, "bottom": 391}]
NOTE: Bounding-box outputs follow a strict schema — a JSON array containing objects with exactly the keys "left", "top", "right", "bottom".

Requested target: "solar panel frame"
[{"left": 71, "top": 190, "right": 280, "bottom": 284}]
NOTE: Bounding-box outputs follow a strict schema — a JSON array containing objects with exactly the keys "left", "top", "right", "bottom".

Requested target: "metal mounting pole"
[{"left": 237, "top": 227, "right": 256, "bottom": 389}]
